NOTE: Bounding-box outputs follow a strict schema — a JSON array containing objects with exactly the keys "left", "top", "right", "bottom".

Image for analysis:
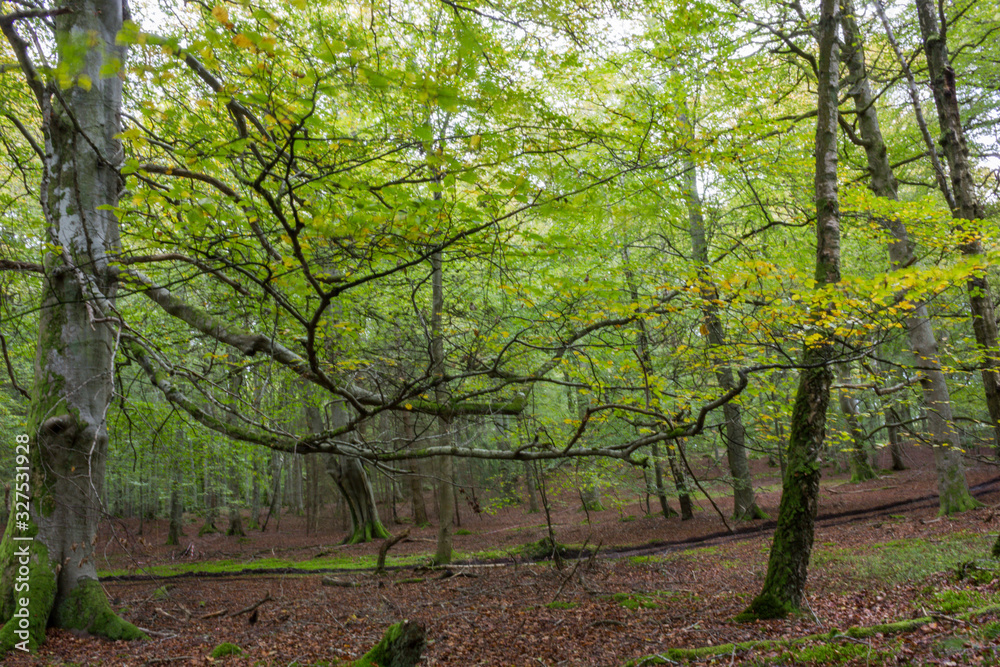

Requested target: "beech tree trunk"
[
  {"left": 401, "top": 412, "right": 429, "bottom": 524},
  {"left": 741, "top": 0, "right": 840, "bottom": 619},
  {"left": 684, "top": 156, "right": 764, "bottom": 521},
  {"left": 914, "top": 0, "right": 1000, "bottom": 452},
  {"left": 0, "top": 0, "right": 145, "bottom": 651},
  {"left": 840, "top": 0, "right": 976, "bottom": 512},
  {"left": 838, "top": 366, "right": 876, "bottom": 483},
  {"left": 326, "top": 401, "right": 389, "bottom": 544},
  {"left": 166, "top": 459, "right": 185, "bottom": 546}
]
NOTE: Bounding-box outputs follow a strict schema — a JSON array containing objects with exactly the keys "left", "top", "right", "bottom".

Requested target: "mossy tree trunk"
[
  {"left": 326, "top": 399, "right": 389, "bottom": 544},
  {"left": 841, "top": 0, "right": 975, "bottom": 512},
  {"left": 740, "top": 0, "right": 840, "bottom": 620},
  {"left": 0, "top": 0, "right": 145, "bottom": 651}
]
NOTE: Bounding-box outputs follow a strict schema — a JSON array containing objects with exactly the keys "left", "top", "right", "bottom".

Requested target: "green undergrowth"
[
  {"left": 812, "top": 532, "right": 992, "bottom": 584},
  {"left": 609, "top": 591, "right": 696, "bottom": 611},
  {"left": 628, "top": 603, "right": 1000, "bottom": 665}
]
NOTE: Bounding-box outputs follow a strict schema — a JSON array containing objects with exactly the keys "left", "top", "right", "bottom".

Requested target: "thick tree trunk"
[
  {"left": 684, "top": 157, "right": 763, "bottom": 521},
  {"left": 840, "top": 0, "right": 976, "bottom": 512},
  {"left": 740, "top": 0, "right": 840, "bottom": 620},
  {"left": 0, "top": 0, "right": 145, "bottom": 651},
  {"left": 327, "top": 455, "right": 390, "bottom": 544},
  {"left": 915, "top": 0, "right": 1000, "bottom": 452}
]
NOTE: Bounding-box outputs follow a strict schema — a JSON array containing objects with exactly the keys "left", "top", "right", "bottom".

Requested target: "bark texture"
[
  {"left": 914, "top": 0, "right": 1000, "bottom": 451},
  {"left": 740, "top": 0, "right": 840, "bottom": 619},
  {"left": 0, "top": 0, "right": 146, "bottom": 652}
]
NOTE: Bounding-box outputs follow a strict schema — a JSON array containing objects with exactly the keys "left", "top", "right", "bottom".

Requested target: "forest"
[{"left": 0, "top": 0, "right": 999, "bottom": 663}]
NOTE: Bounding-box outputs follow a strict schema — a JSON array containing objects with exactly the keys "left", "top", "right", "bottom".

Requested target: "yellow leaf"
[
  {"left": 405, "top": 403, "right": 413, "bottom": 410},
  {"left": 233, "top": 34, "right": 255, "bottom": 49},
  {"left": 211, "top": 5, "right": 229, "bottom": 24}
]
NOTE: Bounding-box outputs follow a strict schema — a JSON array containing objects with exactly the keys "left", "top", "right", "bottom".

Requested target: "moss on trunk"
[{"left": 353, "top": 620, "right": 426, "bottom": 667}]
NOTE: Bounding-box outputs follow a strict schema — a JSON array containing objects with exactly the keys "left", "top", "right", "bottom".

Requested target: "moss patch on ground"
[{"left": 811, "top": 533, "right": 992, "bottom": 584}]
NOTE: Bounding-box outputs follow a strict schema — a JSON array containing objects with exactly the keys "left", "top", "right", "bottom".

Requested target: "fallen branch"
[
  {"left": 231, "top": 591, "right": 273, "bottom": 617},
  {"left": 153, "top": 607, "right": 181, "bottom": 622},
  {"left": 323, "top": 577, "right": 360, "bottom": 587},
  {"left": 199, "top": 608, "right": 228, "bottom": 619}
]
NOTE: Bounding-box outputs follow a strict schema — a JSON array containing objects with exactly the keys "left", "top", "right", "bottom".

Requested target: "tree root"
[{"left": 627, "top": 602, "right": 1000, "bottom": 665}]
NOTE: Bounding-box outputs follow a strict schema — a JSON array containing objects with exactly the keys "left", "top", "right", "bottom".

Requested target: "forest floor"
[{"left": 10, "top": 445, "right": 1000, "bottom": 666}]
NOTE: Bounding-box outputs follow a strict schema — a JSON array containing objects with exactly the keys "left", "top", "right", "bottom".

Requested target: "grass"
[{"left": 811, "top": 532, "right": 993, "bottom": 584}]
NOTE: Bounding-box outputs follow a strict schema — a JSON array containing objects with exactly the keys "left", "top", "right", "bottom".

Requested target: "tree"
[
  {"left": 0, "top": 0, "right": 145, "bottom": 648},
  {"left": 739, "top": 0, "right": 841, "bottom": 620},
  {"left": 914, "top": 0, "right": 1000, "bottom": 451},
  {"left": 840, "top": 0, "right": 977, "bottom": 513}
]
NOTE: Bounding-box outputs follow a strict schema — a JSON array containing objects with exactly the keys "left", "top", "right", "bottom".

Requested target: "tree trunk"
[
  {"left": 914, "top": 0, "right": 1000, "bottom": 452},
  {"left": 248, "top": 455, "right": 262, "bottom": 530},
  {"left": 199, "top": 457, "right": 219, "bottom": 536},
  {"left": 434, "top": 428, "right": 455, "bottom": 565},
  {"left": 523, "top": 460, "right": 540, "bottom": 513},
  {"left": 684, "top": 154, "right": 763, "bottom": 521},
  {"left": 167, "top": 459, "right": 185, "bottom": 546},
  {"left": 402, "top": 412, "right": 429, "bottom": 525},
  {"left": 887, "top": 403, "right": 907, "bottom": 471},
  {"left": 0, "top": 0, "right": 145, "bottom": 651},
  {"left": 326, "top": 399, "right": 389, "bottom": 544},
  {"left": 327, "top": 455, "right": 390, "bottom": 544},
  {"left": 580, "top": 484, "right": 604, "bottom": 512},
  {"left": 650, "top": 443, "right": 674, "bottom": 518},
  {"left": 840, "top": 0, "right": 976, "bottom": 512},
  {"left": 838, "top": 366, "right": 876, "bottom": 483},
  {"left": 740, "top": 0, "right": 840, "bottom": 620},
  {"left": 667, "top": 442, "right": 693, "bottom": 521}
]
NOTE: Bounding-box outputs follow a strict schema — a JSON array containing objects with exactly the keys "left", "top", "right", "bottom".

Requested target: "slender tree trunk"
[
  {"left": 0, "top": 0, "right": 145, "bottom": 650},
  {"left": 226, "top": 464, "right": 245, "bottom": 537},
  {"left": 650, "top": 443, "right": 674, "bottom": 518},
  {"left": 402, "top": 412, "right": 429, "bottom": 524},
  {"left": 683, "top": 157, "right": 764, "bottom": 521},
  {"left": 741, "top": 0, "right": 840, "bottom": 620},
  {"left": 166, "top": 460, "right": 185, "bottom": 547},
  {"left": 430, "top": 244, "right": 454, "bottom": 564},
  {"left": 840, "top": 0, "right": 976, "bottom": 512},
  {"left": 248, "top": 455, "right": 262, "bottom": 530},
  {"left": 524, "top": 460, "right": 540, "bottom": 513},
  {"left": 838, "top": 365, "right": 876, "bottom": 483},
  {"left": 666, "top": 443, "right": 693, "bottom": 520},
  {"left": 914, "top": 0, "right": 1000, "bottom": 451}
]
